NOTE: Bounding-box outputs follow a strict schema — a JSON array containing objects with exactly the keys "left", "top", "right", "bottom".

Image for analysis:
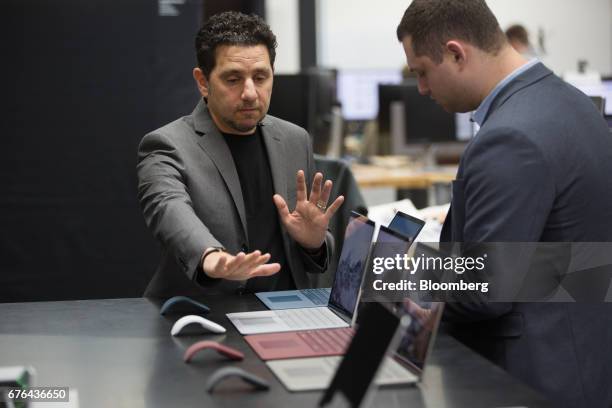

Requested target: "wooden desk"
[{"left": 351, "top": 164, "right": 457, "bottom": 189}]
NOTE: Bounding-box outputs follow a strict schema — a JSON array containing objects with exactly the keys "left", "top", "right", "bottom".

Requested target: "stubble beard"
[{"left": 226, "top": 115, "right": 260, "bottom": 133}]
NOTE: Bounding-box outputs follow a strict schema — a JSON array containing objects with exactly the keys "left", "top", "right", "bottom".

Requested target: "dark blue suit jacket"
[{"left": 441, "top": 63, "right": 612, "bottom": 407}]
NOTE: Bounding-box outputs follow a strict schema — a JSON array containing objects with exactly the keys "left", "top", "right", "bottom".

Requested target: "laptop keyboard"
[
  {"left": 275, "top": 308, "right": 341, "bottom": 329},
  {"left": 296, "top": 328, "right": 354, "bottom": 353},
  {"left": 301, "top": 288, "right": 329, "bottom": 305}
]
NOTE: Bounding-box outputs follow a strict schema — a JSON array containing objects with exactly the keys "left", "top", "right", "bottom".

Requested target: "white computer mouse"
[{"left": 171, "top": 315, "right": 227, "bottom": 336}]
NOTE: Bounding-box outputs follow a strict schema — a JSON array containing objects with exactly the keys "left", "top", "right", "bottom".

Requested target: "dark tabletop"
[{"left": 0, "top": 295, "right": 550, "bottom": 407}]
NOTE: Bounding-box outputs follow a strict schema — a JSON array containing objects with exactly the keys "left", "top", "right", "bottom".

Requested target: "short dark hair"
[
  {"left": 505, "top": 24, "right": 529, "bottom": 46},
  {"left": 195, "top": 11, "right": 277, "bottom": 78},
  {"left": 396, "top": 0, "right": 506, "bottom": 64}
]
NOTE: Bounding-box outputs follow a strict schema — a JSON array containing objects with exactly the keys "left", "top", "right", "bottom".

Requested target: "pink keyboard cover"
[{"left": 245, "top": 327, "right": 355, "bottom": 360}]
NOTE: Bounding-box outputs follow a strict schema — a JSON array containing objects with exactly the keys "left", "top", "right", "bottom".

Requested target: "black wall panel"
[{"left": 1, "top": 0, "right": 202, "bottom": 302}]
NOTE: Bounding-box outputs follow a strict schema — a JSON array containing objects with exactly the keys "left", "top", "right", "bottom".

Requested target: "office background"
[
  {"left": 2, "top": 0, "right": 611, "bottom": 303},
  {"left": 270, "top": 0, "right": 612, "bottom": 74}
]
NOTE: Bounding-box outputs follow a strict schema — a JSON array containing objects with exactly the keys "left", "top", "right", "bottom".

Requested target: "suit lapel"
[
  {"left": 259, "top": 117, "right": 294, "bottom": 267},
  {"left": 260, "top": 117, "right": 288, "bottom": 200},
  {"left": 192, "top": 100, "right": 249, "bottom": 242},
  {"left": 441, "top": 210, "right": 452, "bottom": 242}
]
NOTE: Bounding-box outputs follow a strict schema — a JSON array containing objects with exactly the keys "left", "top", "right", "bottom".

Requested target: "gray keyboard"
[
  {"left": 276, "top": 308, "right": 339, "bottom": 329},
  {"left": 301, "top": 288, "right": 330, "bottom": 305}
]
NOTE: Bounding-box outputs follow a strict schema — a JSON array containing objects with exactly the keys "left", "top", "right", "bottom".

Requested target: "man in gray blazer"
[
  {"left": 137, "top": 12, "right": 343, "bottom": 298},
  {"left": 397, "top": 1, "right": 612, "bottom": 407}
]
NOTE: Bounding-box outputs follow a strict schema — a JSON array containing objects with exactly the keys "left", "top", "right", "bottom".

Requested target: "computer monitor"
[
  {"left": 336, "top": 69, "right": 402, "bottom": 121},
  {"left": 398, "top": 83, "right": 456, "bottom": 144},
  {"left": 601, "top": 79, "right": 611, "bottom": 117},
  {"left": 589, "top": 96, "right": 606, "bottom": 115},
  {"left": 573, "top": 78, "right": 612, "bottom": 116},
  {"left": 307, "top": 68, "right": 338, "bottom": 154},
  {"left": 377, "top": 83, "right": 409, "bottom": 138},
  {"left": 268, "top": 74, "right": 309, "bottom": 129},
  {"left": 267, "top": 69, "right": 338, "bottom": 154},
  {"left": 378, "top": 83, "right": 474, "bottom": 154}
]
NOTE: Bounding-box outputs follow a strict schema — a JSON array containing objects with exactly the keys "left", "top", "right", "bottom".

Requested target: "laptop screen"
[
  {"left": 328, "top": 212, "right": 375, "bottom": 319},
  {"left": 393, "top": 300, "right": 444, "bottom": 373},
  {"left": 360, "top": 225, "right": 413, "bottom": 303},
  {"left": 386, "top": 243, "right": 445, "bottom": 374},
  {"left": 388, "top": 211, "right": 425, "bottom": 242}
]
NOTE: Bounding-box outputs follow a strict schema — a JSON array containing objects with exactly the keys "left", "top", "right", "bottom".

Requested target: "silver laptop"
[
  {"left": 254, "top": 212, "right": 375, "bottom": 310},
  {"left": 266, "top": 301, "right": 444, "bottom": 392},
  {"left": 255, "top": 210, "right": 424, "bottom": 310},
  {"left": 226, "top": 213, "right": 376, "bottom": 335}
]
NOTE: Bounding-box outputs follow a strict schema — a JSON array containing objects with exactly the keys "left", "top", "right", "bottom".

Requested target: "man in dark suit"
[
  {"left": 137, "top": 12, "right": 343, "bottom": 298},
  {"left": 396, "top": 1, "right": 612, "bottom": 406}
]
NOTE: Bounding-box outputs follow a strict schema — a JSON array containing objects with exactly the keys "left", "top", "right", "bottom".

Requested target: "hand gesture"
[
  {"left": 273, "top": 170, "right": 344, "bottom": 250},
  {"left": 202, "top": 249, "right": 281, "bottom": 280}
]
